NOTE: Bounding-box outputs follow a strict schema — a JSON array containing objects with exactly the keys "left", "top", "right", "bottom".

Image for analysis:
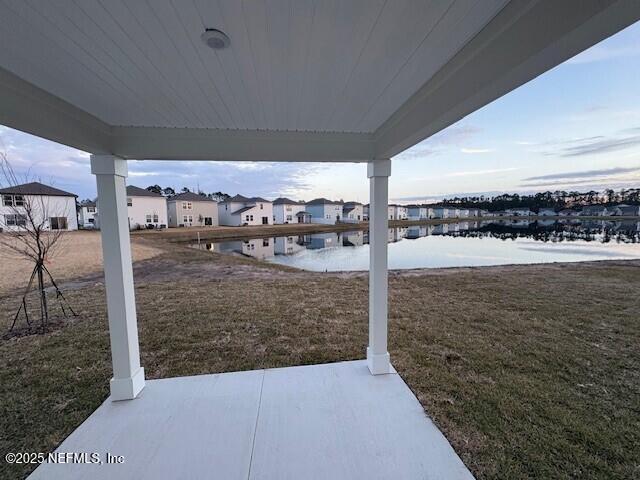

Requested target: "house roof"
[
  {"left": 126, "top": 185, "right": 164, "bottom": 197},
  {"left": 307, "top": 198, "right": 343, "bottom": 205},
  {"left": 81, "top": 200, "right": 97, "bottom": 207},
  {"left": 343, "top": 201, "right": 362, "bottom": 206},
  {"left": 273, "top": 197, "right": 304, "bottom": 205},
  {"left": 0, "top": 181, "right": 76, "bottom": 197},
  {"left": 168, "top": 192, "right": 215, "bottom": 203},
  {"left": 231, "top": 205, "right": 258, "bottom": 215},
  {"left": 616, "top": 205, "right": 639, "bottom": 215},
  {"left": 226, "top": 194, "right": 271, "bottom": 204}
]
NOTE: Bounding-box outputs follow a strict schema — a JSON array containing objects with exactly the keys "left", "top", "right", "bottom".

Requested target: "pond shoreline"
[{"left": 130, "top": 215, "right": 640, "bottom": 243}]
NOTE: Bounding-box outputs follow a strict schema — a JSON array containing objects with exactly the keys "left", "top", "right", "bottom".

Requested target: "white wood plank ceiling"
[{"left": 0, "top": 0, "right": 507, "bottom": 133}]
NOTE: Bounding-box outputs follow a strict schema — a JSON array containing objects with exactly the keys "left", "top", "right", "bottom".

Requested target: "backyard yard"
[{"left": 0, "top": 231, "right": 638, "bottom": 479}]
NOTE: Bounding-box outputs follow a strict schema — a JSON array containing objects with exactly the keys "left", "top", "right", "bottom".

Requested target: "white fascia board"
[
  {"left": 111, "top": 126, "right": 375, "bottom": 162},
  {"left": 0, "top": 67, "right": 112, "bottom": 154},
  {"left": 374, "top": 0, "right": 640, "bottom": 159}
]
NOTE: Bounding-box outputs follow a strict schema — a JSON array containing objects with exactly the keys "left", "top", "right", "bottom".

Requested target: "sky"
[{"left": 1, "top": 21, "right": 639, "bottom": 203}]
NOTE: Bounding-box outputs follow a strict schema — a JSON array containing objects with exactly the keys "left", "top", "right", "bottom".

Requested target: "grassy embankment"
[{"left": 0, "top": 231, "right": 638, "bottom": 479}]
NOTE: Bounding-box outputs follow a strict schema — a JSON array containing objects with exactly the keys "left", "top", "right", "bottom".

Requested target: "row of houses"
[{"left": 3, "top": 181, "right": 640, "bottom": 232}]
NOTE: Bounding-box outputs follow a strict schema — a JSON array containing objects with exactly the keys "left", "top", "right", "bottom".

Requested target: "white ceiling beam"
[
  {"left": 0, "top": 67, "right": 112, "bottom": 154},
  {"left": 111, "top": 127, "right": 375, "bottom": 162},
  {"left": 374, "top": 0, "right": 640, "bottom": 159}
]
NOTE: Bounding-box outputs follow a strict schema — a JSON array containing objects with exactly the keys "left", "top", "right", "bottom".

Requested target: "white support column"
[
  {"left": 367, "top": 159, "right": 392, "bottom": 375},
  {"left": 91, "top": 155, "right": 145, "bottom": 401}
]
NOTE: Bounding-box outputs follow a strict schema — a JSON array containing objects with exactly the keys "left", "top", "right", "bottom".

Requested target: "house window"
[
  {"left": 246, "top": 214, "right": 254, "bottom": 222},
  {"left": 187, "top": 215, "right": 193, "bottom": 223},
  {"left": 183, "top": 215, "right": 189, "bottom": 223},
  {"left": 153, "top": 214, "right": 159, "bottom": 223},
  {"left": 260, "top": 204, "right": 263, "bottom": 210},
  {"left": 4, "top": 214, "right": 27, "bottom": 227},
  {"left": 146, "top": 215, "right": 152, "bottom": 223},
  {"left": 2, "top": 195, "right": 14, "bottom": 206},
  {"left": 286, "top": 215, "right": 292, "bottom": 221},
  {"left": 14, "top": 195, "right": 24, "bottom": 206},
  {"left": 127, "top": 198, "right": 132, "bottom": 207},
  {"left": 182, "top": 202, "right": 192, "bottom": 210},
  {"left": 87, "top": 206, "right": 96, "bottom": 213},
  {"left": 49, "top": 217, "right": 68, "bottom": 230},
  {"left": 263, "top": 239, "right": 269, "bottom": 247}
]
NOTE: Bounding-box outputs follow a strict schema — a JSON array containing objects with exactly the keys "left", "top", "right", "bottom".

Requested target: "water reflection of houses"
[
  {"left": 342, "top": 230, "right": 364, "bottom": 247},
  {"left": 388, "top": 227, "right": 407, "bottom": 243},
  {"left": 218, "top": 238, "right": 275, "bottom": 260},
  {"left": 432, "top": 223, "right": 448, "bottom": 235},
  {"left": 307, "top": 232, "right": 340, "bottom": 249},
  {"left": 406, "top": 226, "right": 428, "bottom": 239},
  {"left": 274, "top": 235, "right": 307, "bottom": 255}
]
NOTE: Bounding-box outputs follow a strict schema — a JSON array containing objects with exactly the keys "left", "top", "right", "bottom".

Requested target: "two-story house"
[
  {"left": 305, "top": 198, "right": 343, "bottom": 224},
  {"left": 218, "top": 195, "right": 273, "bottom": 226},
  {"left": 273, "top": 197, "right": 311, "bottom": 224},
  {"left": 167, "top": 192, "right": 218, "bottom": 227}
]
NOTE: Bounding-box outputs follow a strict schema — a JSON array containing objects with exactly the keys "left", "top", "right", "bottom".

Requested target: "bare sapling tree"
[{"left": 0, "top": 153, "right": 77, "bottom": 334}]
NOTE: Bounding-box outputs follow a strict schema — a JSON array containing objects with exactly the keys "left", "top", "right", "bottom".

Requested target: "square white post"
[
  {"left": 367, "top": 159, "right": 391, "bottom": 375},
  {"left": 91, "top": 155, "right": 145, "bottom": 401}
]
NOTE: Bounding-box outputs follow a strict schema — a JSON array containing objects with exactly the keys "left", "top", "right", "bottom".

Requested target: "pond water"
[{"left": 194, "top": 219, "right": 640, "bottom": 271}]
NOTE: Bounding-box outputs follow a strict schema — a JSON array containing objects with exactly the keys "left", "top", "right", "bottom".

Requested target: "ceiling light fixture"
[{"left": 201, "top": 28, "right": 230, "bottom": 50}]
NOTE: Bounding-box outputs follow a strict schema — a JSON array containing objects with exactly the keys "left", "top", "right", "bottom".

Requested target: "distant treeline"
[
  {"left": 144, "top": 185, "right": 231, "bottom": 201},
  {"left": 429, "top": 188, "right": 640, "bottom": 212}
]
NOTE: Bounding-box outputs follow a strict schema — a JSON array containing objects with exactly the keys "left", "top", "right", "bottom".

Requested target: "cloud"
[
  {"left": 460, "top": 148, "right": 493, "bottom": 154},
  {"left": 539, "top": 130, "right": 640, "bottom": 157},
  {"left": 0, "top": 126, "right": 331, "bottom": 200},
  {"left": 518, "top": 165, "right": 640, "bottom": 190},
  {"left": 443, "top": 167, "right": 519, "bottom": 178},
  {"left": 523, "top": 166, "right": 640, "bottom": 182}
]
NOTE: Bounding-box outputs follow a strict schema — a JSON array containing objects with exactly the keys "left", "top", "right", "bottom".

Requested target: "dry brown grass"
[
  {"left": 0, "top": 231, "right": 162, "bottom": 294},
  {"left": 0, "top": 241, "right": 638, "bottom": 479}
]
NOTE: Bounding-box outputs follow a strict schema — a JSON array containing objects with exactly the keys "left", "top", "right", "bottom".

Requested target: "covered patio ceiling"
[{"left": 1, "top": 0, "right": 639, "bottom": 162}]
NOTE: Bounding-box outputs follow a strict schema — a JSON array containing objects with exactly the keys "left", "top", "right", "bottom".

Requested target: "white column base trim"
[
  {"left": 110, "top": 367, "right": 145, "bottom": 401},
  {"left": 367, "top": 347, "right": 392, "bottom": 375}
]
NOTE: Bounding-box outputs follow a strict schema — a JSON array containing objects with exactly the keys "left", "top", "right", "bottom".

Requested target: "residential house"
[
  {"left": 581, "top": 205, "right": 608, "bottom": 216},
  {"left": 407, "top": 205, "right": 430, "bottom": 220},
  {"left": 122, "top": 186, "right": 167, "bottom": 230},
  {"left": 342, "top": 201, "right": 364, "bottom": 223},
  {"left": 458, "top": 209, "right": 469, "bottom": 218},
  {"left": 167, "top": 192, "right": 218, "bottom": 227},
  {"left": 432, "top": 207, "right": 449, "bottom": 219},
  {"left": 609, "top": 205, "right": 640, "bottom": 216},
  {"left": 363, "top": 204, "right": 369, "bottom": 221},
  {"left": 505, "top": 208, "right": 527, "bottom": 216},
  {"left": 305, "top": 198, "right": 343, "bottom": 224},
  {"left": 388, "top": 204, "right": 408, "bottom": 220},
  {"left": 218, "top": 195, "right": 273, "bottom": 226},
  {"left": 0, "top": 181, "right": 78, "bottom": 231},
  {"left": 537, "top": 208, "right": 557, "bottom": 216},
  {"left": 273, "top": 197, "right": 311, "bottom": 224},
  {"left": 78, "top": 200, "right": 98, "bottom": 228},
  {"left": 559, "top": 209, "right": 580, "bottom": 216}
]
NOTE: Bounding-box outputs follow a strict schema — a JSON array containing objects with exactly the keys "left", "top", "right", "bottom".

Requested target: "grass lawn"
[{"left": 0, "top": 238, "right": 638, "bottom": 479}]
